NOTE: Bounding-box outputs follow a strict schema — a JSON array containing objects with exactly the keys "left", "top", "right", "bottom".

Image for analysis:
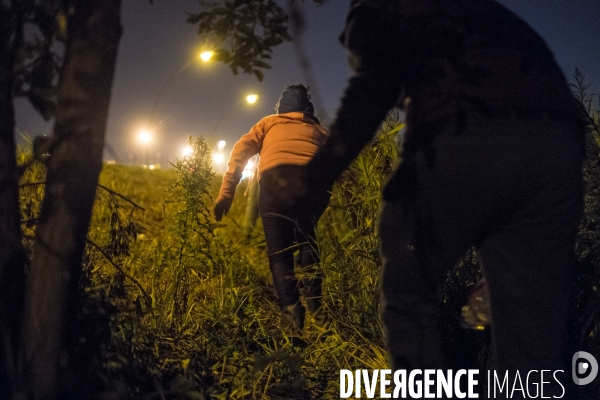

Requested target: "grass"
[
  {"left": 71, "top": 124, "right": 398, "bottom": 399},
  {"left": 16, "top": 93, "right": 600, "bottom": 398}
]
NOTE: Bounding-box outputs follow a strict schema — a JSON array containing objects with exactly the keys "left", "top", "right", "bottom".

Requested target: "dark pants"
[
  {"left": 379, "top": 115, "right": 584, "bottom": 398},
  {"left": 259, "top": 165, "right": 329, "bottom": 308}
]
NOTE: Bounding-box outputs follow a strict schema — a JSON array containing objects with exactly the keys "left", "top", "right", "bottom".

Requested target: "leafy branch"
[{"left": 187, "top": 0, "right": 326, "bottom": 81}]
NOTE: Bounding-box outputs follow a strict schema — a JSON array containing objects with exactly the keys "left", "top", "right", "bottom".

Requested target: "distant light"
[
  {"left": 246, "top": 94, "right": 258, "bottom": 104},
  {"left": 148, "top": 164, "right": 156, "bottom": 170},
  {"left": 138, "top": 129, "right": 152, "bottom": 144},
  {"left": 242, "top": 159, "right": 255, "bottom": 179},
  {"left": 182, "top": 145, "right": 193, "bottom": 157},
  {"left": 217, "top": 140, "right": 226, "bottom": 150},
  {"left": 200, "top": 51, "right": 214, "bottom": 62},
  {"left": 213, "top": 153, "right": 224, "bottom": 164}
]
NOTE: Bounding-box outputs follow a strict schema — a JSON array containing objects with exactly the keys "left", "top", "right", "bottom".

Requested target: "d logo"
[{"left": 572, "top": 351, "right": 598, "bottom": 386}]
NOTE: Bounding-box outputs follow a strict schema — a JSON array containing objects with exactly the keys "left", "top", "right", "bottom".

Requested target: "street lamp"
[
  {"left": 137, "top": 128, "right": 152, "bottom": 166},
  {"left": 200, "top": 50, "right": 214, "bottom": 62},
  {"left": 182, "top": 144, "right": 193, "bottom": 157},
  {"left": 213, "top": 153, "right": 224, "bottom": 164},
  {"left": 138, "top": 129, "right": 151, "bottom": 144},
  {"left": 246, "top": 94, "right": 258, "bottom": 104}
]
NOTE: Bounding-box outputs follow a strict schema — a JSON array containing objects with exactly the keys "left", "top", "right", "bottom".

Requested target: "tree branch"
[
  {"left": 98, "top": 184, "right": 146, "bottom": 211},
  {"left": 85, "top": 238, "right": 152, "bottom": 307},
  {"left": 18, "top": 181, "right": 147, "bottom": 212}
]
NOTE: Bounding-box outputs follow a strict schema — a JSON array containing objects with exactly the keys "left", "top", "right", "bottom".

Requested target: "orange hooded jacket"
[{"left": 217, "top": 111, "right": 328, "bottom": 201}]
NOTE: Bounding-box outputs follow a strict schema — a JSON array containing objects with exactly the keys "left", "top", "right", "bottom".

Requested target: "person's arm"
[
  {"left": 306, "top": 3, "right": 406, "bottom": 191},
  {"left": 214, "top": 120, "right": 265, "bottom": 221}
]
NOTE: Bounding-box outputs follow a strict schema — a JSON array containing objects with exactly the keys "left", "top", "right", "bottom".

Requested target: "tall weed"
[{"left": 15, "top": 75, "right": 600, "bottom": 398}]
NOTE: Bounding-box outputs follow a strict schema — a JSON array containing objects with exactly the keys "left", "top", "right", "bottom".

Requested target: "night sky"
[{"left": 13, "top": 0, "right": 600, "bottom": 167}]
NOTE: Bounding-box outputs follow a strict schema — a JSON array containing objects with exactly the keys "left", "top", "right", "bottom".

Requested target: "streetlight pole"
[
  {"left": 147, "top": 53, "right": 210, "bottom": 127},
  {"left": 137, "top": 51, "right": 215, "bottom": 166},
  {"left": 209, "top": 93, "right": 260, "bottom": 136}
]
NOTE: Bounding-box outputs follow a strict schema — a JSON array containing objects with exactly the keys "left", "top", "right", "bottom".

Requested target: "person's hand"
[{"left": 214, "top": 195, "right": 233, "bottom": 222}]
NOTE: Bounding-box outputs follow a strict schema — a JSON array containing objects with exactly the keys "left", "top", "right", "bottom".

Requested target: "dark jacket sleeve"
[{"left": 305, "top": 3, "right": 404, "bottom": 189}]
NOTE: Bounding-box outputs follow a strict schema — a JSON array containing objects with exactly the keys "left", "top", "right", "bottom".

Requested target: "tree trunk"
[
  {"left": 22, "top": 0, "right": 123, "bottom": 398},
  {"left": 0, "top": 5, "right": 26, "bottom": 399}
]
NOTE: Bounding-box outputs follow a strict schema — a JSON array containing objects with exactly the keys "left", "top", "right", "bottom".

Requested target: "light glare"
[
  {"left": 242, "top": 160, "right": 255, "bottom": 179},
  {"left": 217, "top": 140, "right": 226, "bottom": 150},
  {"left": 246, "top": 94, "right": 258, "bottom": 104},
  {"left": 182, "top": 145, "right": 193, "bottom": 156},
  {"left": 213, "top": 153, "right": 224, "bottom": 164},
  {"left": 200, "top": 51, "right": 214, "bottom": 62},
  {"left": 138, "top": 129, "right": 152, "bottom": 143}
]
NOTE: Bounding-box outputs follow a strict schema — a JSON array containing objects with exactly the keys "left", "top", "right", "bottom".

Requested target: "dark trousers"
[
  {"left": 379, "top": 116, "right": 584, "bottom": 398},
  {"left": 259, "top": 165, "right": 329, "bottom": 308}
]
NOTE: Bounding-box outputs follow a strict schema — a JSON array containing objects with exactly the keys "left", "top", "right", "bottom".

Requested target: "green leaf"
[
  {"left": 210, "top": 7, "right": 229, "bottom": 16},
  {"left": 252, "top": 69, "right": 263, "bottom": 81},
  {"left": 253, "top": 60, "right": 272, "bottom": 70},
  {"left": 187, "top": 0, "right": 293, "bottom": 81},
  {"left": 214, "top": 48, "right": 231, "bottom": 62}
]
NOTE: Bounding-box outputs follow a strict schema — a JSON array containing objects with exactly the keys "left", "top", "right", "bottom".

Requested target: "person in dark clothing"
[
  {"left": 267, "top": 0, "right": 585, "bottom": 397},
  {"left": 214, "top": 85, "right": 329, "bottom": 335}
]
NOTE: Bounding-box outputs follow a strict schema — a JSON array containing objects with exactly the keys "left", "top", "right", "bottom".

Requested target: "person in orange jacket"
[{"left": 214, "top": 84, "right": 329, "bottom": 334}]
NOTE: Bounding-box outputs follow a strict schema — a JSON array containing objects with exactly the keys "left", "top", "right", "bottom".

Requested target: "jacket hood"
[{"left": 275, "top": 85, "right": 315, "bottom": 116}]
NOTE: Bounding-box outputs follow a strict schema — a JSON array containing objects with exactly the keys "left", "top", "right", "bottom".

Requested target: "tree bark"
[
  {"left": 0, "top": 4, "right": 26, "bottom": 398},
  {"left": 22, "top": 0, "right": 123, "bottom": 398}
]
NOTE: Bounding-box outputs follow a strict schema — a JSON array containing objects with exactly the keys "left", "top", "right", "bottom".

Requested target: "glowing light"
[
  {"left": 182, "top": 145, "right": 193, "bottom": 157},
  {"left": 217, "top": 140, "right": 226, "bottom": 150},
  {"left": 200, "top": 51, "right": 214, "bottom": 62},
  {"left": 138, "top": 129, "right": 152, "bottom": 144},
  {"left": 242, "top": 159, "right": 255, "bottom": 179},
  {"left": 246, "top": 94, "right": 259, "bottom": 104},
  {"left": 213, "top": 153, "right": 224, "bottom": 164},
  {"left": 148, "top": 164, "right": 156, "bottom": 170}
]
